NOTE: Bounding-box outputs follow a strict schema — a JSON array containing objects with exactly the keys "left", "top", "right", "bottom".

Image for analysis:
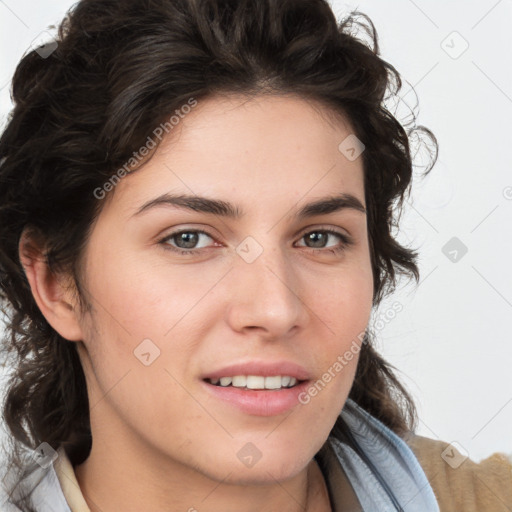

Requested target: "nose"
[{"left": 225, "top": 246, "right": 308, "bottom": 340}]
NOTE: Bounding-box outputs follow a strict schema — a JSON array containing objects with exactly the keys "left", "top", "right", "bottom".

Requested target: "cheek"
[
  {"left": 84, "top": 240, "right": 224, "bottom": 342},
  {"left": 305, "top": 263, "right": 373, "bottom": 404},
  {"left": 311, "top": 265, "right": 373, "bottom": 336},
  {"left": 78, "top": 252, "right": 225, "bottom": 421}
]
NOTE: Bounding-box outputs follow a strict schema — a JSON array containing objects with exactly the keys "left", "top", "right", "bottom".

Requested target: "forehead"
[{"left": 104, "top": 93, "right": 365, "bottom": 218}]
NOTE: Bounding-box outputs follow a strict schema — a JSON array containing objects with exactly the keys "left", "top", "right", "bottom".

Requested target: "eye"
[
  {"left": 295, "top": 228, "right": 353, "bottom": 254},
  {"left": 160, "top": 229, "right": 216, "bottom": 255}
]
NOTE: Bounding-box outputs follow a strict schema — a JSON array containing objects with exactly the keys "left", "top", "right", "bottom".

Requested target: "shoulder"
[{"left": 403, "top": 432, "right": 512, "bottom": 512}]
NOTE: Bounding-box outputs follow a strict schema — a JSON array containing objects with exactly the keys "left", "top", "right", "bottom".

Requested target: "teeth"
[
  {"left": 232, "top": 375, "right": 247, "bottom": 387},
  {"left": 208, "top": 375, "right": 300, "bottom": 389},
  {"left": 219, "top": 377, "right": 232, "bottom": 386},
  {"left": 264, "top": 376, "right": 281, "bottom": 389},
  {"left": 246, "top": 375, "right": 265, "bottom": 389}
]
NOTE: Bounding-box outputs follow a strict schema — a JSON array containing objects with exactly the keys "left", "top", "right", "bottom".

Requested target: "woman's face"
[{"left": 75, "top": 94, "right": 373, "bottom": 484}]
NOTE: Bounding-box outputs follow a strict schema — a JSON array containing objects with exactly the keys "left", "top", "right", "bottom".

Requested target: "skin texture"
[{"left": 19, "top": 94, "right": 374, "bottom": 512}]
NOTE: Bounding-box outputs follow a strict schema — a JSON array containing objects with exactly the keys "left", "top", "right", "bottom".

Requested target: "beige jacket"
[
  {"left": 405, "top": 433, "right": 512, "bottom": 512},
  {"left": 53, "top": 435, "right": 512, "bottom": 511}
]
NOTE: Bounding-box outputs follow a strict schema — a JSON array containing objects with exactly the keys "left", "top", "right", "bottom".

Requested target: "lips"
[
  {"left": 201, "top": 378, "right": 311, "bottom": 416},
  {"left": 200, "top": 360, "right": 312, "bottom": 416}
]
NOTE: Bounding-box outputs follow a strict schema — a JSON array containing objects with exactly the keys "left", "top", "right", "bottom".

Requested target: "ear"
[{"left": 18, "top": 229, "right": 84, "bottom": 342}]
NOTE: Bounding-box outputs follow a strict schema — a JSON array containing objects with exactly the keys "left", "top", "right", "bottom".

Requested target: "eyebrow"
[{"left": 132, "top": 192, "right": 366, "bottom": 219}]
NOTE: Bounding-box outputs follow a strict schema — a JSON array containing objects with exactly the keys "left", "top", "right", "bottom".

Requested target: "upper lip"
[{"left": 202, "top": 360, "right": 311, "bottom": 381}]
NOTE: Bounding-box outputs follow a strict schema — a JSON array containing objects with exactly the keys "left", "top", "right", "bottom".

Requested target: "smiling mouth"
[{"left": 204, "top": 375, "right": 304, "bottom": 390}]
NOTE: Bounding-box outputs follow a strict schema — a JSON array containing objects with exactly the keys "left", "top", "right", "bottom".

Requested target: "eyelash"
[{"left": 158, "top": 227, "right": 354, "bottom": 257}]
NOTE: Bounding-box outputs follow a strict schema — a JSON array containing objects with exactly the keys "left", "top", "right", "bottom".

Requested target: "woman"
[{"left": 0, "top": 0, "right": 510, "bottom": 511}]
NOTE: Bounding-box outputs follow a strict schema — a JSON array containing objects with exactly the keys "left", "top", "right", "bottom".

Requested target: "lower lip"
[{"left": 201, "top": 379, "right": 311, "bottom": 416}]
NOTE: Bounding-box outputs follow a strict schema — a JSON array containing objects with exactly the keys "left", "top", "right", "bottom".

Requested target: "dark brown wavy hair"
[{"left": 0, "top": 0, "right": 437, "bottom": 509}]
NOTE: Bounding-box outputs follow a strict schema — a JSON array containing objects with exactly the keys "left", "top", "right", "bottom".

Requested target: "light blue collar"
[{"left": 316, "top": 398, "right": 440, "bottom": 511}]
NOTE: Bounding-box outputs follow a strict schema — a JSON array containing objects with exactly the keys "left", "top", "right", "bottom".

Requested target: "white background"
[{"left": 0, "top": 0, "right": 511, "bottom": 463}]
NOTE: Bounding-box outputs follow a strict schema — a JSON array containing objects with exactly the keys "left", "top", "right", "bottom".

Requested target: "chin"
[
  {"left": 192, "top": 447, "right": 310, "bottom": 485},
  {"left": 220, "top": 461, "right": 306, "bottom": 486}
]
